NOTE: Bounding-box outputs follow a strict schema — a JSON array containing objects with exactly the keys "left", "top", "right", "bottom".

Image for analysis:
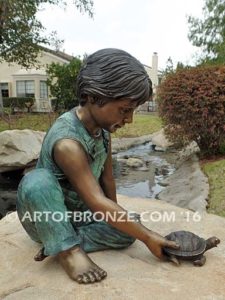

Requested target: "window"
[
  {"left": 1, "top": 83, "right": 9, "bottom": 97},
  {"left": 40, "top": 81, "right": 48, "bottom": 99},
  {"left": 16, "top": 80, "right": 35, "bottom": 98}
]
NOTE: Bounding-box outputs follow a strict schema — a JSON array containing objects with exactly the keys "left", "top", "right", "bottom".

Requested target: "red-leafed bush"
[{"left": 157, "top": 66, "right": 225, "bottom": 156}]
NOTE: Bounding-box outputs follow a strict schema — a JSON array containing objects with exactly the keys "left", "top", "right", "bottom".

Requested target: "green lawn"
[
  {"left": 112, "top": 113, "right": 162, "bottom": 138},
  {"left": 0, "top": 113, "right": 58, "bottom": 132},
  {"left": 201, "top": 159, "right": 225, "bottom": 217},
  {"left": 0, "top": 112, "right": 162, "bottom": 137}
]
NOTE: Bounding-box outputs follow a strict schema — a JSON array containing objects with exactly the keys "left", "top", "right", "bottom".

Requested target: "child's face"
[{"left": 91, "top": 98, "right": 138, "bottom": 133}]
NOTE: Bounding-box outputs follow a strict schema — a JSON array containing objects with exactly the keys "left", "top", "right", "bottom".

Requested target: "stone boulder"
[
  {"left": 151, "top": 129, "right": 173, "bottom": 151},
  {"left": 157, "top": 156, "right": 209, "bottom": 213},
  {"left": 175, "top": 141, "right": 200, "bottom": 168},
  {"left": 0, "top": 130, "right": 45, "bottom": 173},
  {"left": 112, "top": 135, "right": 152, "bottom": 154},
  {"left": 0, "top": 195, "right": 225, "bottom": 299},
  {"left": 126, "top": 157, "right": 144, "bottom": 168}
]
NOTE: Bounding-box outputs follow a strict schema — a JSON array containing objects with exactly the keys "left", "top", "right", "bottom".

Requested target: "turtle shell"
[{"left": 163, "top": 230, "right": 206, "bottom": 258}]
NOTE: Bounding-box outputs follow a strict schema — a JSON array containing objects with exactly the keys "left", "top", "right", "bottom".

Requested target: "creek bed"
[{"left": 113, "top": 142, "right": 177, "bottom": 198}]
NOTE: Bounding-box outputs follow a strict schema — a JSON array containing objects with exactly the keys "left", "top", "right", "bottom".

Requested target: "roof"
[
  {"left": 143, "top": 64, "right": 152, "bottom": 70},
  {"left": 41, "top": 46, "right": 74, "bottom": 62}
]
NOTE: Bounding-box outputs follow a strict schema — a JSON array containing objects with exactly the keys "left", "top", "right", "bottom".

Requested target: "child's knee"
[
  {"left": 18, "top": 169, "right": 56, "bottom": 198},
  {"left": 18, "top": 168, "right": 58, "bottom": 205}
]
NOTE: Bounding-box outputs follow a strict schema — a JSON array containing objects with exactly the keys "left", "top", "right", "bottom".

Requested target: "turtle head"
[{"left": 206, "top": 236, "right": 220, "bottom": 250}]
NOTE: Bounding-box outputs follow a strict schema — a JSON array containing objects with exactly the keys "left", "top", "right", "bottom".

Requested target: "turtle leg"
[
  {"left": 168, "top": 255, "right": 180, "bottom": 266},
  {"left": 193, "top": 255, "right": 206, "bottom": 267}
]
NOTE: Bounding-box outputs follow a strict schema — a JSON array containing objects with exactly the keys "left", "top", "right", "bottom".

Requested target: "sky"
[{"left": 37, "top": 0, "right": 205, "bottom": 70}]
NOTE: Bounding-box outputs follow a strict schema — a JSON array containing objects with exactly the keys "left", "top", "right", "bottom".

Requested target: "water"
[{"left": 113, "top": 142, "right": 176, "bottom": 199}]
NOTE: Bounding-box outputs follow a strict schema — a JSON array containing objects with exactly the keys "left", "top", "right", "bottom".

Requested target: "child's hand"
[{"left": 145, "top": 231, "right": 180, "bottom": 260}]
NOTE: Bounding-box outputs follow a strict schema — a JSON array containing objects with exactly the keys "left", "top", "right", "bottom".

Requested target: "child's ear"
[
  {"left": 88, "top": 96, "right": 107, "bottom": 107},
  {"left": 87, "top": 95, "right": 96, "bottom": 104}
]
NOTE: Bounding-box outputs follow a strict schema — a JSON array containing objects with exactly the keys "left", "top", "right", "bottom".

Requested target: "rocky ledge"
[{"left": 0, "top": 195, "right": 225, "bottom": 300}]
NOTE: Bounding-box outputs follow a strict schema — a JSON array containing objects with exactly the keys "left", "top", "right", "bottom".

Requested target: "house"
[
  {"left": 0, "top": 49, "right": 160, "bottom": 112},
  {"left": 139, "top": 52, "right": 161, "bottom": 112},
  {"left": 0, "top": 48, "right": 72, "bottom": 112}
]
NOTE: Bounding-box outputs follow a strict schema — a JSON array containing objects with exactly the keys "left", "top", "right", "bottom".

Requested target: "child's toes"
[
  {"left": 86, "top": 271, "right": 96, "bottom": 283},
  {"left": 76, "top": 274, "right": 83, "bottom": 284},
  {"left": 92, "top": 269, "right": 103, "bottom": 281},
  {"left": 98, "top": 268, "right": 107, "bottom": 278},
  {"left": 81, "top": 273, "right": 91, "bottom": 284}
]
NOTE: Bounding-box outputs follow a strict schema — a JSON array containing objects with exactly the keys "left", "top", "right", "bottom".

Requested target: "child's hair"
[{"left": 76, "top": 48, "right": 152, "bottom": 106}]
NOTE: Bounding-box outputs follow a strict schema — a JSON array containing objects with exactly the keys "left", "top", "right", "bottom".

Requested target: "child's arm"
[
  {"left": 99, "top": 136, "right": 117, "bottom": 203},
  {"left": 54, "top": 139, "right": 179, "bottom": 260}
]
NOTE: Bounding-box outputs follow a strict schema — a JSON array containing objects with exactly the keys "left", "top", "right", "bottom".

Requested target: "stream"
[{"left": 113, "top": 142, "right": 176, "bottom": 198}]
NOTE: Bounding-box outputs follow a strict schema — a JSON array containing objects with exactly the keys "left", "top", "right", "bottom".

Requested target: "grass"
[
  {"left": 0, "top": 112, "right": 162, "bottom": 137},
  {"left": 201, "top": 158, "right": 225, "bottom": 217},
  {"left": 112, "top": 113, "right": 162, "bottom": 138},
  {"left": 0, "top": 113, "right": 58, "bottom": 132}
]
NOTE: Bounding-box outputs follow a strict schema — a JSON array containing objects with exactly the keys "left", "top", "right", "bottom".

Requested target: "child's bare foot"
[
  {"left": 57, "top": 246, "right": 107, "bottom": 284},
  {"left": 34, "top": 247, "right": 48, "bottom": 261}
]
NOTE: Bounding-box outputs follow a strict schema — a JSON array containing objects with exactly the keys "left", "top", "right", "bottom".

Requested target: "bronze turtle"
[{"left": 163, "top": 230, "right": 220, "bottom": 266}]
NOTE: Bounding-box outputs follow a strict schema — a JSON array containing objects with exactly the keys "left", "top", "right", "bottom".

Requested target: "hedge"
[
  {"left": 3, "top": 97, "right": 34, "bottom": 113},
  {"left": 157, "top": 66, "right": 225, "bottom": 156}
]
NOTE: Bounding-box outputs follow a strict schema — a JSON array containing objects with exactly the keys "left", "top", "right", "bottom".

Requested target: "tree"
[
  {"left": 162, "top": 57, "right": 174, "bottom": 77},
  {"left": 49, "top": 30, "right": 64, "bottom": 52},
  {"left": 0, "top": 0, "right": 93, "bottom": 112},
  {"left": 46, "top": 57, "right": 82, "bottom": 110},
  {"left": 0, "top": 0, "right": 93, "bottom": 67},
  {"left": 176, "top": 62, "right": 185, "bottom": 70},
  {"left": 188, "top": 0, "right": 225, "bottom": 64}
]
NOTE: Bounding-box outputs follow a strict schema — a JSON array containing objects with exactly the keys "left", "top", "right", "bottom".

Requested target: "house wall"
[
  {"left": 37, "top": 51, "right": 69, "bottom": 67},
  {"left": 0, "top": 61, "right": 20, "bottom": 96},
  {"left": 0, "top": 51, "right": 70, "bottom": 111},
  {"left": 138, "top": 52, "right": 159, "bottom": 112},
  {"left": 144, "top": 52, "right": 159, "bottom": 90}
]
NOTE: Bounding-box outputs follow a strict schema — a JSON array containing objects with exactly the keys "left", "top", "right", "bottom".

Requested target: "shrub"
[
  {"left": 157, "top": 66, "right": 225, "bottom": 156},
  {"left": 46, "top": 57, "right": 82, "bottom": 111},
  {"left": 3, "top": 97, "right": 34, "bottom": 113}
]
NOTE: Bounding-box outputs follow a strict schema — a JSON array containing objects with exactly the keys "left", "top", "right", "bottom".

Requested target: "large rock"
[
  {"left": 157, "top": 155, "right": 209, "bottom": 213},
  {"left": 0, "top": 130, "right": 45, "bottom": 173},
  {"left": 175, "top": 141, "right": 200, "bottom": 168},
  {"left": 0, "top": 195, "right": 225, "bottom": 299},
  {"left": 126, "top": 157, "right": 144, "bottom": 168},
  {"left": 151, "top": 129, "right": 173, "bottom": 151},
  {"left": 112, "top": 135, "right": 152, "bottom": 153}
]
